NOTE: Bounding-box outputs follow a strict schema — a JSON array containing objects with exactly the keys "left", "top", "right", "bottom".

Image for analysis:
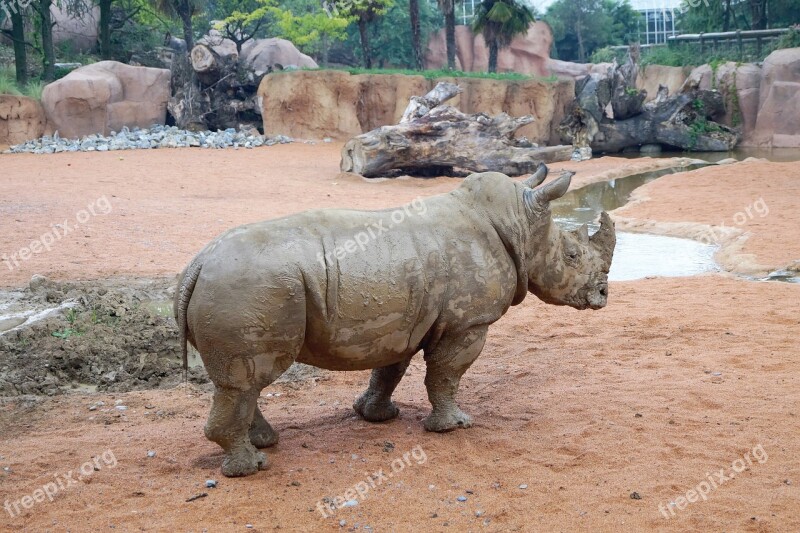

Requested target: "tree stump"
[
  {"left": 341, "top": 82, "right": 572, "bottom": 178},
  {"left": 167, "top": 45, "right": 264, "bottom": 132}
]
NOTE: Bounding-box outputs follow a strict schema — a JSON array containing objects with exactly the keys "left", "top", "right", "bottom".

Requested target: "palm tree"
[
  {"left": 472, "top": 0, "right": 535, "bottom": 73},
  {"left": 437, "top": 0, "right": 458, "bottom": 70}
]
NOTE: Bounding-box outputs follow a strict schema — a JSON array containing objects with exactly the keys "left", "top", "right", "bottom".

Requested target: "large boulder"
[
  {"left": 753, "top": 47, "right": 800, "bottom": 147},
  {"left": 41, "top": 61, "right": 170, "bottom": 139},
  {"left": 241, "top": 38, "right": 318, "bottom": 74},
  {"left": 0, "top": 95, "right": 47, "bottom": 147},
  {"left": 258, "top": 70, "right": 574, "bottom": 144},
  {"left": 636, "top": 65, "right": 689, "bottom": 102},
  {"left": 52, "top": 4, "right": 99, "bottom": 52},
  {"left": 424, "top": 23, "right": 552, "bottom": 77},
  {"left": 683, "top": 62, "right": 762, "bottom": 140}
]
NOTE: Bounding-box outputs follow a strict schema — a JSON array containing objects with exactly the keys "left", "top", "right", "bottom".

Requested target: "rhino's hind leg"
[
  {"left": 205, "top": 386, "right": 267, "bottom": 477},
  {"left": 422, "top": 327, "right": 487, "bottom": 432},
  {"left": 354, "top": 356, "right": 413, "bottom": 422},
  {"left": 249, "top": 407, "right": 279, "bottom": 448}
]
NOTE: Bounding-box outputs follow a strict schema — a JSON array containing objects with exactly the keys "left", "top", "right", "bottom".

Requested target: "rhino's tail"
[{"left": 175, "top": 260, "right": 202, "bottom": 374}]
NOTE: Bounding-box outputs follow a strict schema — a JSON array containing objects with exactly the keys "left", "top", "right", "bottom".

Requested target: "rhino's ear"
[{"left": 522, "top": 163, "right": 548, "bottom": 188}]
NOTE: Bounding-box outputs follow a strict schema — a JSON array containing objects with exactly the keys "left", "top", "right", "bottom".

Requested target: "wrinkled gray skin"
[{"left": 174, "top": 165, "right": 616, "bottom": 477}]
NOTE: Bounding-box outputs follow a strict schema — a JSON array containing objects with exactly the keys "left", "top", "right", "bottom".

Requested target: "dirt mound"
[
  {"left": 0, "top": 277, "right": 207, "bottom": 396},
  {"left": 0, "top": 277, "right": 329, "bottom": 396}
]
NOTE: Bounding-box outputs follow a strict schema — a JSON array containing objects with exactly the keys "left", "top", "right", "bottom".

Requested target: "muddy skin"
[{"left": 175, "top": 167, "right": 616, "bottom": 477}]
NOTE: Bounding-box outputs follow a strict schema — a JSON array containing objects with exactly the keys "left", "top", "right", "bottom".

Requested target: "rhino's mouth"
[{"left": 586, "top": 283, "right": 608, "bottom": 310}]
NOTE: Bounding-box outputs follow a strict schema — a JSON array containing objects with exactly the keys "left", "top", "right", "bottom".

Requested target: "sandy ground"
[{"left": 0, "top": 144, "right": 799, "bottom": 532}]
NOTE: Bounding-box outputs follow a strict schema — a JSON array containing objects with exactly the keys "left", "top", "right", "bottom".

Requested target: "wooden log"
[
  {"left": 400, "top": 81, "right": 463, "bottom": 123},
  {"left": 190, "top": 44, "right": 222, "bottom": 86},
  {"left": 342, "top": 105, "right": 570, "bottom": 177}
]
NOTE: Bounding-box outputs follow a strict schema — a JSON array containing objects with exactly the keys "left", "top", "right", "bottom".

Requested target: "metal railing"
[{"left": 666, "top": 28, "right": 791, "bottom": 61}]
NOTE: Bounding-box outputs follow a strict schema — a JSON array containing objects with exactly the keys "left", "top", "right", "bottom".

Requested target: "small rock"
[
  {"left": 519, "top": 484, "right": 528, "bottom": 489},
  {"left": 339, "top": 520, "right": 346, "bottom": 527},
  {"left": 29, "top": 274, "right": 49, "bottom": 291},
  {"left": 206, "top": 479, "right": 217, "bottom": 488},
  {"left": 290, "top": 481, "right": 301, "bottom": 487},
  {"left": 246, "top": 525, "right": 253, "bottom": 529},
  {"left": 630, "top": 492, "right": 642, "bottom": 500},
  {"left": 475, "top": 510, "right": 484, "bottom": 517},
  {"left": 115, "top": 405, "right": 128, "bottom": 411},
  {"left": 456, "top": 496, "right": 467, "bottom": 502},
  {"left": 342, "top": 499, "right": 358, "bottom": 508},
  {"left": 147, "top": 451, "right": 156, "bottom": 458}
]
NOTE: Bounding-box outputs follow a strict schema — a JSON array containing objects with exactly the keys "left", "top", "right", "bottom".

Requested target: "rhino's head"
[{"left": 522, "top": 169, "right": 616, "bottom": 310}]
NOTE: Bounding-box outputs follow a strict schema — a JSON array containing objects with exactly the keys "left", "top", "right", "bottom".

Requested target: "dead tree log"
[
  {"left": 168, "top": 45, "right": 264, "bottom": 132},
  {"left": 559, "top": 45, "right": 739, "bottom": 155},
  {"left": 341, "top": 82, "right": 572, "bottom": 177},
  {"left": 190, "top": 44, "right": 223, "bottom": 86}
]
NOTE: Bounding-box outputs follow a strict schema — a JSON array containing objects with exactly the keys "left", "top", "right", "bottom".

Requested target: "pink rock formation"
[
  {"left": 0, "top": 95, "right": 47, "bottom": 147},
  {"left": 41, "top": 61, "right": 170, "bottom": 139},
  {"left": 753, "top": 47, "right": 800, "bottom": 147},
  {"left": 425, "top": 23, "right": 552, "bottom": 77}
]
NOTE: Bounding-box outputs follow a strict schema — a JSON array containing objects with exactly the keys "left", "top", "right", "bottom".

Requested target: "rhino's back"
[{"left": 190, "top": 196, "right": 517, "bottom": 371}]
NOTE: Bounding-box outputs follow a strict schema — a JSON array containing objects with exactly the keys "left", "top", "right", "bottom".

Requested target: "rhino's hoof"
[
  {"left": 221, "top": 446, "right": 267, "bottom": 477},
  {"left": 353, "top": 393, "right": 400, "bottom": 422},
  {"left": 423, "top": 409, "right": 473, "bottom": 432},
  {"left": 249, "top": 422, "right": 279, "bottom": 448}
]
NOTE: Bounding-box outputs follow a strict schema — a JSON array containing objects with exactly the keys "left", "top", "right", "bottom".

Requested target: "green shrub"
[
  {"left": 0, "top": 67, "right": 21, "bottom": 95},
  {"left": 589, "top": 46, "right": 625, "bottom": 64},
  {"left": 22, "top": 80, "right": 45, "bottom": 100}
]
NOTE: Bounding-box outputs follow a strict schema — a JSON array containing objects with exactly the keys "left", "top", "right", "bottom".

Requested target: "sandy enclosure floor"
[{"left": 0, "top": 144, "right": 799, "bottom": 532}]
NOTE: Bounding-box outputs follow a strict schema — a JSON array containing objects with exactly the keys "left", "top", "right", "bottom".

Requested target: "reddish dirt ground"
[{"left": 1, "top": 145, "right": 799, "bottom": 532}]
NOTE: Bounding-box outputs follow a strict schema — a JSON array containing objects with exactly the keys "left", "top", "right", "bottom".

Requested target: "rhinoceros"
[{"left": 174, "top": 165, "right": 616, "bottom": 477}]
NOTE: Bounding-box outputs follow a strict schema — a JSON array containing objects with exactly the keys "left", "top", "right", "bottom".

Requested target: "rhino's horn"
[
  {"left": 522, "top": 163, "right": 548, "bottom": 188},
  {"left": 591, "top": 211, "right": 616, "bottom": 263},
  {"left": 524, "top": 171, "right": 574, "bottom": 215}
]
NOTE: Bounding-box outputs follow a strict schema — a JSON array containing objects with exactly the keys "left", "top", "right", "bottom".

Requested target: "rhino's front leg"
[
  {"left": 423, "top": 326, "right": 487, "bottom": 432},
  {"left": 354, "top": 356, "right": 413, "bottom": 422}
]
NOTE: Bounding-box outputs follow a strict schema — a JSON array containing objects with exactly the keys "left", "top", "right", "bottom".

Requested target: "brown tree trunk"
[
  {"left": 445, "top": 8, "right": 456, "bottom": 69},
  {"left": 358, "top": 18, "right": 372, "bottom": 68},
  {"left": 179, "top": 1, "right": 194, "bottom": 54},
  {"left": 98, "top": 0, "right": 113, "bottom": 59},
  {"left": 9, "top": 8, "right": 28, "bottom": 85},
  {"left": 488, "top": 41, "right": 498, "bottom": 73},
  {"left": 410, "top": 0, "right": 422, "bottom": 70},
  {"left": 748, "top": 0, "right": 767, "bottom": 29},
  {"left": 37, "top": 0, "right": 55, "bottom": 81}
]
